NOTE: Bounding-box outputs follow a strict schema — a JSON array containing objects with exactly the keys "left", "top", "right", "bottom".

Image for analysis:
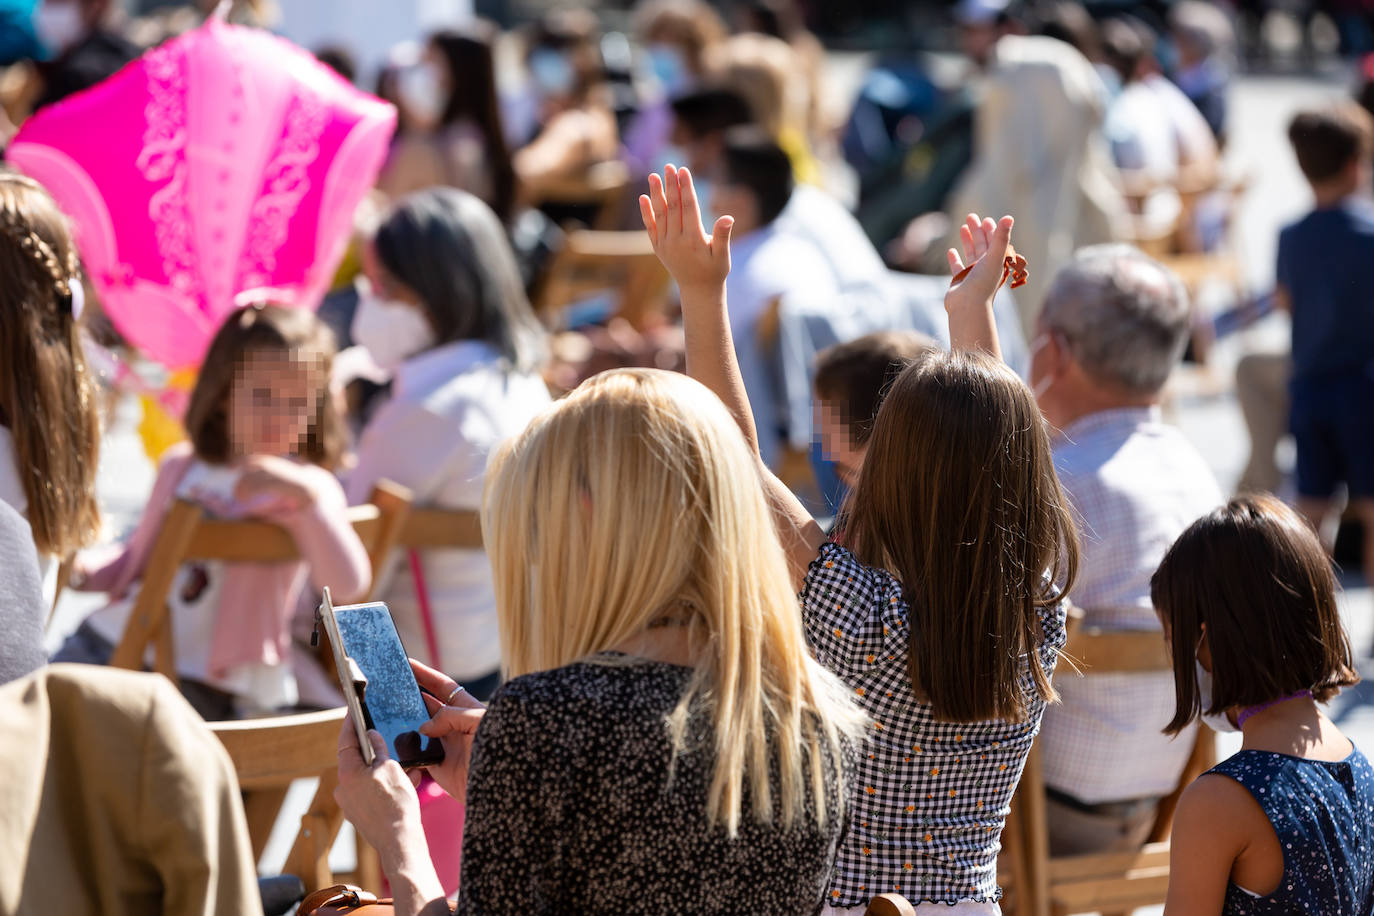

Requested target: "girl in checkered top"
[{"left": 641, "top": 166, "right": 1079, "bottom": 913}]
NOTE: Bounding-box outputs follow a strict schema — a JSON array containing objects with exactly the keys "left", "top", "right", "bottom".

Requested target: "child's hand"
[
  {"left": 639, "top": 164, "right": 734, "bottom": 297},
  {"left": 946, "top": 212, "right": 1015, "bottom": 315},
  {"left": 233, "top": 455, "right": 316, "bottom": 518}
]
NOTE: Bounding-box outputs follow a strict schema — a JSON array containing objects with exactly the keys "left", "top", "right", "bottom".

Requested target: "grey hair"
[{"left": 1038, "top": 244, "right": 1191, "bottom": 395}]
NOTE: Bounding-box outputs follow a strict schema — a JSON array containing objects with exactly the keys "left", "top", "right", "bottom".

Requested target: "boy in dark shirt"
[{"left": 1279, "top": 102, "right": 1374, "bottom": 585}]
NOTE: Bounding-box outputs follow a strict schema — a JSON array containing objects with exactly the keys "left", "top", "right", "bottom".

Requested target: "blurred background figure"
[
  {"left": 345, "top": 187, "right": 548, "bottom": 700},
  {"left": 1169, "top": 0, "right": 1235, "bottom": 145},
  {"left": 704, "top": 30, "right": 820, "bottom": 186},
  {"left": 512, "top": 8, "right": 619, "bottom": 217},
  {"left": 622, "top": 0, "right": 726, "bottom": 175},
  {"left": 945, "top": 0, "right": 1125, "bottom": 335},
  {"left": 28, "top": 0, "right": 137, "bottom": 111},
  {"left": 377, "top": 24, "right": 517, "bottom": 225}
]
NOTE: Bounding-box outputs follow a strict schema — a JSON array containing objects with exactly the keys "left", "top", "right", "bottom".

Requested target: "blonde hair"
[
  {"left": 0, "top": 170, "right": 100, "bottom": 557},
  {"left": 704, "top": 33, "right": 806, "bottom": 139},
  {"left": 483, "top": 368, "right": 864, "bottom": 835}
]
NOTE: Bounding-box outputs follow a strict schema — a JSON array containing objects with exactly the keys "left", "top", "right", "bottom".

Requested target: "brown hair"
[
  {"left": 1151, "top": 494, "right": 1359, "bottom": 734},
  {"left": 183, "top": 305, "right": 343, "bottom": 469},
  {"left": 0, "top": 171, "right": 100, "bottom": 557},
  {"left": 1288, "top": 103, "right": 1373, "bottom": 184},
  {"left": 846, "top": 350, "right": 1079, "bottom": 723},
  {"left": 813, "top": 330, "right": 939, "bottom": 448}
]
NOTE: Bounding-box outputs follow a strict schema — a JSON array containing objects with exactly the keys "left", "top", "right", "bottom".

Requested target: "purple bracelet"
[{"left": 1236, "top": 689, "right": 1313, "bottom": 729}]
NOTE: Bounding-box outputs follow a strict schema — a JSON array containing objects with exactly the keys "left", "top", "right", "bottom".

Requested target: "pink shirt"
[{"left": 78, "top": 444, "right": 370, "bottom": 684}]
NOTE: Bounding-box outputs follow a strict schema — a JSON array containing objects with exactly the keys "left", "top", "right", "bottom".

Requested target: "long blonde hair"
[
  {"left": 483, "top": 368, "right": 864, "bottom": 836},
  {"left": 0, "top": 170, "right": 100, "bottom": 557}
]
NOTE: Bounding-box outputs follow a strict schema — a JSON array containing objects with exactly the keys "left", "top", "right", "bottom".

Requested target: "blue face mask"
[
  {"left": 692, "top": 174, "right": 716, "bottom": 225},
  {"left": 529, "top": 49, "right": 575, "bottom": 98},
  {"left": 646, "top": 43, "right": 689, "bottom": 96}
]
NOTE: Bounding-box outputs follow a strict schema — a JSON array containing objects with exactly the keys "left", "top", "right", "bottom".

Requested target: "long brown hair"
[
  {"left": 0, "top": 170, "right": 100, "bottom": 557},
  {"left": 1152, "top": 495, "right": 1359, "bottom": 734},
  {"left": 183, "top": 305, "right": 343, "bottom": 469},
  {"left": 846, "top": 350, "right": 1078, "bottom": 723}
]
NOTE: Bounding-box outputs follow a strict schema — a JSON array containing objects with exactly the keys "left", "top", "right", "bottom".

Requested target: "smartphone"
[{"left": 319, "top": 588, "right": 445, "bottom": 769}]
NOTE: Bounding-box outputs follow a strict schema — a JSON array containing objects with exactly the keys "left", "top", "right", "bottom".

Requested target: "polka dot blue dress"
[{"left": 1207, "top": 747, "right": 1374, "bottom": 913}]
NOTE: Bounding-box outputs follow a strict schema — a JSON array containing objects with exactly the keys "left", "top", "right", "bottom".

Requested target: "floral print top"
[
  {"left": 456, "top": 656, "right": 853, "bottom": 915},
  {"left": 1210, "top": 747, "right": 1374, "bottom": 913},
  {"left": 800, "top": 542, "right": 1067, "bottom": 907}
]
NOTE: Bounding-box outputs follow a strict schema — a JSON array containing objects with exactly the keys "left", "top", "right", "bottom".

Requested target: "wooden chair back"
[
  {"left": 1010, "top": 627, "right": 1216, "bottom": 916},
  {"left": 397, "top": 505, "right": 484, "bottom": 551},
  {"left": 209, "top": 707, "right": 347, "bottom": 893},
  {"left": 110, "top": 483, "right": 411, "bottom": 682},
  {"left": 532, "top": 159, "right": 631, "bottom": 231},
  {"left": 531, "top": 229, "right": 670, "bottom": 330}
]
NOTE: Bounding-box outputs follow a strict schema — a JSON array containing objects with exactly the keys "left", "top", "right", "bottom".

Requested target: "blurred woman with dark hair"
[
  {"left": 377, "top": 25, "right": 517, "bottom": 222},
  {"left": 512, "top": 9, "right": 620, "bottom": 208},
  {"left": 346, "top": 187, "right": 549, "bottom": 700}
]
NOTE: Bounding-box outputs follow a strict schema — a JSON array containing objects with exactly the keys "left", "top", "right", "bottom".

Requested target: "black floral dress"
[{"left": 455, "top": 655, "right": 853, "bottom": 915}]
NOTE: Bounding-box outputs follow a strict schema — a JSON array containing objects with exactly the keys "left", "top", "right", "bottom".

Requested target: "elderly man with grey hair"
[{"left": 1030, "top": 244, "right": 1222, "bottom": 854}]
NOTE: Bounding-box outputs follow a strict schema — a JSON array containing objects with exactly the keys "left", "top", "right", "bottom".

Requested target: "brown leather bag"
[
  {"left": 298, "top": 885, "right": 393, "bottom": 915},
  {"left": 300, "top": 885, "right": 457, "bottom": 916}
]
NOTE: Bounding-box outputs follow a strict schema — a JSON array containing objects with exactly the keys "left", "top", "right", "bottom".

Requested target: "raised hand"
[
  {"left": 639, "top": 164, "right": 734, "bottom": 297},
  {"left": 944, "top": 212, "right": 1015, "bottom": 358},
  {"left": 946, "top": 212, "right": 1015, "bottom": 308}
]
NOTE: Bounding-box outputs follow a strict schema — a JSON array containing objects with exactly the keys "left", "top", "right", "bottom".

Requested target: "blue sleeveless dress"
[{"left": 1208, "top": 747, "right": 1374, "bottom": 914}]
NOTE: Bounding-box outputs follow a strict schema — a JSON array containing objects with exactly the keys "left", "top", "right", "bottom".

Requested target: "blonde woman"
[{"left": 336, "top": 368, "right": 866, "bottom": 916}]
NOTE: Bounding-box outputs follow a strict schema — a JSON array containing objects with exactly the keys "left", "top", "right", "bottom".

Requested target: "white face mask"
[
  {"left": 35, "top": 1, "right": 85, "bottom": 56},
  {"left": 351, "top": 281, "right": 436, "bottom": 375},
  {"left": 396, "top": 62, "right": 445, "bottom": 128},
  {"left": 1195, "top": 659, "right": 1239, "bottom": 733}
]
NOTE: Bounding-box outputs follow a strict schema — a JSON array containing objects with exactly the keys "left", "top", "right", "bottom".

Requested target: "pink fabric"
[
  {"left": 77, "top": 444, "right": 370, "bottom": 677},
  {"left": 6, "top": 18, "right": 396, "bottom": 370},
  {"left": 385, "top": 777, "right": 463, "bottom": 898}
]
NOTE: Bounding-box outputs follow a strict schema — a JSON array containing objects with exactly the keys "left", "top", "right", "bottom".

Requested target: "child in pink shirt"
[{"left": 54, "top": 305, "right": 370, "bottom": 719}]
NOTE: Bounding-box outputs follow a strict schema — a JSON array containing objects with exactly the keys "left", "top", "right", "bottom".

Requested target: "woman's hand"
[
  {"left": 334, "top": 716, "right": 426, "bottom": 870},
  {"left": 945, "top": 212, "right": 1014, "bottom": 357},
  {"left": 639, "top": 164, "right": 734, "bottom": 299},
  {"left": 335, "top": 716, "right": 447, "bottom": 915},
  {"left": 411, "top": 658, "right": 487, "bottom": 806}
]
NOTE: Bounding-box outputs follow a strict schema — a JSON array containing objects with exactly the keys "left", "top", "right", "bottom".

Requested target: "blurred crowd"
[{"left": 5, "top": 0, "right": 1374, "bottom": 913}]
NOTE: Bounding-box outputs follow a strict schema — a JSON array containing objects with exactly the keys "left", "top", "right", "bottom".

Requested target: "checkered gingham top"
[{"left": 800, "top": 541, "right": 1068, "bottom": 907}]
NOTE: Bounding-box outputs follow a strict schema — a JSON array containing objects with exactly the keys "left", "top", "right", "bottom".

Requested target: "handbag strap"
[
  {"left": 408, "top": 548, "right": 442, "bottom": 672},
  {"left": 300, "top": 885, "right": 379, "bottom": 914}
]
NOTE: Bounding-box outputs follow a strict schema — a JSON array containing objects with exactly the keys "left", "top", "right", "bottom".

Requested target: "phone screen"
[{"left": 333, "top": 602, "right": 445, "bottom": 769}]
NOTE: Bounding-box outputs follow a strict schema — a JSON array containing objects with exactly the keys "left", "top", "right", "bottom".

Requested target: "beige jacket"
[
  {"left": 950, "top": 35, "right": 1126, "bottom": 335},
  {"left": 0, "top": 665, "right": 261, "bottom": 916}
]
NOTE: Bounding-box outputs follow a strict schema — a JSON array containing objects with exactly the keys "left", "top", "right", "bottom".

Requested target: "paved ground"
[{"left": 45, "top": 70, "right": 1374, "bottom": 888}]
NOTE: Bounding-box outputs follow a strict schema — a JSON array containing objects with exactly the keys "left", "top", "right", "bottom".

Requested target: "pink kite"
[{"left": 8, "top": 15, "right": 396, "bottom": 369}]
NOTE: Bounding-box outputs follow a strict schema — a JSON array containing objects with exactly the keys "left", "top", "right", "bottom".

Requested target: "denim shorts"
[{"left": 1290, "top": 371, "right": 1374, "bottom": 500}]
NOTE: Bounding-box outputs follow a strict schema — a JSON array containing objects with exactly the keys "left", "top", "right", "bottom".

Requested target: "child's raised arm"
[
  {"left": 945, "top": 213, "right": 1015, "bottom": 359},
  {"left": 639, "top": 165, "right": 823, "bottom": 583}
]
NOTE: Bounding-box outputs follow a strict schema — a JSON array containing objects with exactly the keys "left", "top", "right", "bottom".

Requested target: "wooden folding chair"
[
  {"left": 532, "top": 159, "right": 632, "bottom": 231},
  {"left": 110, "top": 482, "right": 410, "bottom": 683},
  {"left": 1009, "top": 628, "right": 1217, "bottom": 916},
  {"left": 531, "top": 229, "right": 671, "bottom": 330},
  {"left": 210, "top": 707, "right": 347, "bottom": 893}
]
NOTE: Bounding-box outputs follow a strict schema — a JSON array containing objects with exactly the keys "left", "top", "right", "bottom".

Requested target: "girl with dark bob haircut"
[{"left": 1153, "top": 494, "right": 1372, "bottom": 913}]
